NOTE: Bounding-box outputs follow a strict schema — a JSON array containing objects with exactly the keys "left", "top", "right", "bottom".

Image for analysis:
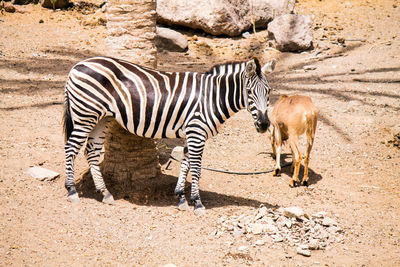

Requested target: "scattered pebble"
[
  {"left": 238, "top": 245, "right": 248, "bottom": 252},
  {"left": 242, "top": 32, "right": 251, "bottom": 39},
  {"left": 303, "top": 65, "right": 317, "bottom": 71},
  {"left": 215, "top": 205, "right": 346, "bottom": 254},
  {"left": 297, "top": 247, "right": 311, "bottom": 257}
]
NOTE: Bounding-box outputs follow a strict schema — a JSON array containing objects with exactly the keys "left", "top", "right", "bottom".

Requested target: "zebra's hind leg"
[
  {"left": 65, "top": 126, "right": 96, "bottom": 203},
  {"left": 85, "top": 117, "right": 114, "bottom": 205},
  {"left": 174, "top": 147, "right": 190, "bottom": 211}
]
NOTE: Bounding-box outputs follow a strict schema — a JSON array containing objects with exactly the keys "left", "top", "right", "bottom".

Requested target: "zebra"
[{"left": 63, "top": 56, "right": 276, "bottom": 214}]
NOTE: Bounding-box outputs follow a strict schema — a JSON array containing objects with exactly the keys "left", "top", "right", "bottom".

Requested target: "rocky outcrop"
[
  {"left": 268, "top": 14, "right": 313, "bottom": 52},
  {"left": 157, "top": 0, "right": 295, "bottom": 36}
]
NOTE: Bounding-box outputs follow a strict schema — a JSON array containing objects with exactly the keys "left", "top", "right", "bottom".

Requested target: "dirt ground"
[{"left": 1, "top": 0, "right": 400, "bottom": 266}]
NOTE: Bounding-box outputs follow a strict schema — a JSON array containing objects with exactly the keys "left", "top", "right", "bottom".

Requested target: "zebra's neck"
[
  {"left": 203, "top": 62, "right": 246, "bottom": 122},
  {"left": 188, "top": 62, "right": 247, "bottom": 138}
]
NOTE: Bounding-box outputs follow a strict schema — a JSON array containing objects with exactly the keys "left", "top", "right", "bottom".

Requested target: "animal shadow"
[
  {"left": 76, "top": 170, "right": 278, "bottom": 209},
  {"left": 275, "top": 153, "right": 323, "bottom": 186}
]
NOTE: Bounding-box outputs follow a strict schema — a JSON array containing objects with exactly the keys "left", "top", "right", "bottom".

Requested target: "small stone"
[
  {"left": 238, "top": 246, "right": 248, "bottom": 252},
  {"left": 242, "top": 32, "right": 251, "bottom": 39},
  {"left": 308, "top": 239, "right": 320, "bottom": 250},
  {"left": 283, "top": 207, "right": 309, "bottom": 220},
  {"left": 273, "top": 234, "right": 284, "bottom": 242},
  {"left": 321, "top": 217, "right": 337, "bottom": 227},
  {"left": 26, "top": 166, "right": 60, "bottom": 181},
  {"left": 254, "top": 206, "right": 267, "bottom": 221},
  {"left": 170, "top": 146, "right": 185, "bottom": 162},
  {"left": 250, "top": 223, "right": 265, "bottom": 235},
  {"left": 312, "top": 211, "right": 327, "bottom": 218},
  {"left": 303, "top": 65, "right": 317, "bottom": 71},
  {"left": 255, "top": 239, "right": 265, "bottom": 246},
  {"left": 156, "top": 27, "right": 188, "bottom": 52},
  {"left": 233, "top": 227, "right": 243, "bottom": 237},
  {"left": 297, "top": 247, "right": 311, "bottom": 257}
]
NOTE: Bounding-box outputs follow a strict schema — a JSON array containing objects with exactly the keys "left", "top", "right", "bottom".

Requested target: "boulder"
[
  {"left": 40, "top": 0, "right": 70, "bottom": 9},
  {"left": 157, "top": 0, "right": 294, "bottom": 36},
  {"left": 268, "top": 14, "right": 313, "bottom": 52},
  {"left": 156, "top": 27, "right": 188, "bottom": 52}
]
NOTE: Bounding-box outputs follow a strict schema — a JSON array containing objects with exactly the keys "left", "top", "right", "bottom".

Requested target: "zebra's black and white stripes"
[{"left": 63, "top": 56, "right": 275, "bottom": 213}]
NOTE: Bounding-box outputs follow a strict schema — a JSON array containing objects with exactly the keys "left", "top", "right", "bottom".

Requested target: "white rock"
[
  {"left": 238, "top": 246, "right": 248, "bottom": 252},
  {"left": 273, "top": 234, "right": 284, "bottom": 242},
  {"left": 312, "top": 211, "right": 327, "bottom": 218},
  {"left": 170, "top": 146, "right": 185, "bottom": 162},
  {"left": 250, "top": 223, "right": 265, "bottom": 235},
  {"left": 321, "top": 217, "right": 337, "bottom": 227},
  {"left": 242, "top": 32, "right": 251, "bottom": 39},
  {"left": 254, "top": 206, "right": 267, "bottom": 221},
  {"left": 26, "top": 166, "right": 60, "bottom": 181},
  {"left": 283, "top": 207, "right": 309, "bottom": 220},
  {"left": 255, "top": 239, "right": 265, "bottom": 246},
  {"left": 296, "top": 247, "right": 311, "bottom": 257},
  {"left": 156, "top": 27, "right": 188, "bottom": 52},
  {"left": 308, "top": 239, "right": 320, "bottom": 250}
]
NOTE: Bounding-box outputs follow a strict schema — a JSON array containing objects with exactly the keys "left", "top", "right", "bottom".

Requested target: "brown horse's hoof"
[
  {"left": 272, "top": 168, "right": 281, "bottom": 176},
  {"left": 289, "top": 180, "right": 300, "bottom": 188}
]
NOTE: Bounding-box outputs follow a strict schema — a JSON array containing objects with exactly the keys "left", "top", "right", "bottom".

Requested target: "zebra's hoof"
[
  {"left": 67, "top": 193, "right": 80, "bottom": 203},
  {"left": 177, "top": 200, "right": 190, "bottom": 211},
  {"left": 194, "top": 206, "right": 206, "bottom": 216},
  {"left": 102, "top": 193, "right": 115, "bottom": 205}
]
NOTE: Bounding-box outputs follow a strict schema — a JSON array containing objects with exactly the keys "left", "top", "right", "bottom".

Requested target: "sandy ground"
[{"left": 0, "top": 0, "right": 400, "bottom": 266}]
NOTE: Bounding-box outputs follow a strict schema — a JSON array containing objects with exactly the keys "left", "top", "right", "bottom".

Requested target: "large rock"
[
  {"left": 157, "top": 0, "right": 295, "bottom": 37},
  {"left": 156, "top": 27, "right": 188, "bottom": 52},
  {"left": 268, "top": 14, "right": 313, "bottom": 52}
]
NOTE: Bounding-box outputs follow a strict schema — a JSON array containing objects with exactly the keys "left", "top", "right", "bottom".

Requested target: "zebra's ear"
[
  {"left": 245, "top": 59, "right": 257, "bottom": 76},
  {"left": 262, "top": 59, "right": 276, "bottom": 74}
]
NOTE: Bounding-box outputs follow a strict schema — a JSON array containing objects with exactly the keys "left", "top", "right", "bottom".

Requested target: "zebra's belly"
[{"left": 115, "top": 117, "right": 186, "bottom": 139}]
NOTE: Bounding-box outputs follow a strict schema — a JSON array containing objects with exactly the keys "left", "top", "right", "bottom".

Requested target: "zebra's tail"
[{"left": 63, "top": 87, "right": 73, "bottom": 144}]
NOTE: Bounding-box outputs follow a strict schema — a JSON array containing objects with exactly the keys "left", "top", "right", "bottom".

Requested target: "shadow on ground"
[{"left": 76, "top": 171, "right": 279, "bottom": 210}]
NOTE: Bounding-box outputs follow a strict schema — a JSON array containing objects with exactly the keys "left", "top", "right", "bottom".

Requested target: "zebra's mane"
[{"left": 205, "top": 57, "right": 262, "bottom": 76}]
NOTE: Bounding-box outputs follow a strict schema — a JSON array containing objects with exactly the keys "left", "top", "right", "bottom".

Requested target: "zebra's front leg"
[
  {"left": 85, "top": 117, "right": 114, "bottom": 204},
  {"left": 187, "top": 136, "right": 206, "bottom": 215},
  {"left": 174, "top": 154, "right": 190, "bottom": 211}
]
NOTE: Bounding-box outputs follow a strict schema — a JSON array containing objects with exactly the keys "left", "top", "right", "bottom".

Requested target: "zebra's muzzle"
[{"left": 255, "top": 110, "right": 270, "bottom": 133}]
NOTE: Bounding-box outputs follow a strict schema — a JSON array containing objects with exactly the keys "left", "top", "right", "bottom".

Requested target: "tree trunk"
[{"left": 102, "top": 0, "right": 161, "bottom": 198}]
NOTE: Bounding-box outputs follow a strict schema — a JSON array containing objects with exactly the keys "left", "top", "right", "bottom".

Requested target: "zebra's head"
[{"left": 243, "top": 58, "right": 276, "bottom": 133}]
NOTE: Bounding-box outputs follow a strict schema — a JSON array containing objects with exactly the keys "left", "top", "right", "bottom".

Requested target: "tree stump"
[{"left": 101, "top": 0, "right": 161, "bottom": 199}]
